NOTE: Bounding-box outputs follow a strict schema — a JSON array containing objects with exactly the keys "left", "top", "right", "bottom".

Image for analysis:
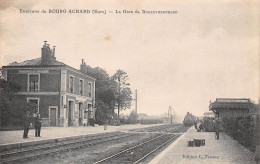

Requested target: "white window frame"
[
  {"left": 79, "top": 79, "right": 84, "bottom": 95},
  {"left": 69, "top": 75, "right": 74, "bottom": 93},
  {"left": 27, "top": 73, "right": 40, "bottom": 92},
  {"left": 27, "top": 97, "right": 40, "bottom": 114}
]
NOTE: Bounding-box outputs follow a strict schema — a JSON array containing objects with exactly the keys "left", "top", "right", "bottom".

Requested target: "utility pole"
[
  {"left": 118, "top": 76, "right": 120, "bottom": 124},
  {"left": 167, "top": 109, "right": 169, "bottom": 123},
  {"left": 131, "top": 89, "right": 138, "bottom": 114},
  {"left": 135, "top": 89, "right": 137, "bottom": 113},
  {"left": 168, "top": 106, "right": 173, "bottom": 124}
]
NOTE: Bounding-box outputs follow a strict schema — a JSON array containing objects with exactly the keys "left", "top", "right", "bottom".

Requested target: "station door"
[{"left": 50, "top": 108, "right": 56, "bottom": 126}]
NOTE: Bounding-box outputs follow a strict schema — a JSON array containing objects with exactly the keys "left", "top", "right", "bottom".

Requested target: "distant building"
[
  {"left": 2, "top": 41, "right": 96, "bottom": 127},
  {"left": 209, "top": 98, "right": 255, "bottom": 119},
  {"left": 203, "top": 111, "right": 215, "bottom": 118}
]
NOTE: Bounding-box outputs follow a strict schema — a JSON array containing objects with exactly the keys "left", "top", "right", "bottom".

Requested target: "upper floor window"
[
  {"left": 69, "top": 76, "right": 74, "bottom": 93},
  {"left": 29, "top": 74, "right": 39, "bottom": 91},
  {"left": 88, "top": 82, "right": 92, "bottom": 97},
  {"left": 79, "top": 79, "right": 83, "bottom": 95}
]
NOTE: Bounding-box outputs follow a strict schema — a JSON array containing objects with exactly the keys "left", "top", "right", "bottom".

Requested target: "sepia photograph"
[{"left": 0, "top": 0, "right": 259, "bottom": 163}]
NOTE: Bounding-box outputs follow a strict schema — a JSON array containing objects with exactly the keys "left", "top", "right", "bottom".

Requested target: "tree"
[
  {"left": 81, "top": 65, "right": 132, "bottom": 125},
  {"left": 111, "top": 70, "right": 132, "bottom": 121},
  {"left": 0, "top": 77, "right": 20, "bottom": 126},
  {"left": 95, "top": 101, "right": 110, "bottom": 125},
  {"left": 128, "top": 110, "right": 138, "bottom": 124},
  {"left": 0, "top": 69, "right": 36, "bottom": 128},
  {"left": 82, "top": 66, "right": 115, "bottom": 124}
]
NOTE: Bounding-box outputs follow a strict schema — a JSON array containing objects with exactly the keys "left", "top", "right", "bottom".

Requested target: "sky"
[{"left": 0, "top": 0, "right": 259, "bottom": 117}]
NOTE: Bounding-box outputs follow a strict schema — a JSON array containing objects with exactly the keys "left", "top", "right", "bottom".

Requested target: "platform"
[
  {"left": 0, "top": 124, "right": 155, "bottom": 147},
  {"left": 150, "top": 127, "right": 256, "bottom": 164}
]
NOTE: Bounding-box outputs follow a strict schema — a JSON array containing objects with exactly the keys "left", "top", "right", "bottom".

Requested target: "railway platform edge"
[{"left": 149, "top": 127, "right": 256, "bottom": 164}]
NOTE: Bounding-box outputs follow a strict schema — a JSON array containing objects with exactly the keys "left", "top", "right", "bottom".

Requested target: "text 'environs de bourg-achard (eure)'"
[{"left": 19, "top": 9, "right": 178, "bottom": 15}]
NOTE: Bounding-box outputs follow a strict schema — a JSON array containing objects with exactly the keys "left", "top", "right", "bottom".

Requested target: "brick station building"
[
  {"left": 2, "top": 41, "right": 96, "bottom": 127},
  {"left": 209, "top": 98, "right": 255, "bottom": 120}
]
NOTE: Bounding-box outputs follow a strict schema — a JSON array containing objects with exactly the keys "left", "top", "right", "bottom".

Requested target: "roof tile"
[{"left": 7, "top": 58, "right": 66, "bottom": 66}]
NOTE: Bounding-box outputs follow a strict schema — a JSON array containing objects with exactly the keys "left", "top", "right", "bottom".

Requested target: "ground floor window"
[{"left": 27, "top": 98, "right": 39, "bottom": 116}]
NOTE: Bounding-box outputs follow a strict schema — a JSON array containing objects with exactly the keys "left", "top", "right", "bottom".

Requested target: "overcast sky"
[{"left": 0, "top": 0, "right": 259, "bottom": 117}]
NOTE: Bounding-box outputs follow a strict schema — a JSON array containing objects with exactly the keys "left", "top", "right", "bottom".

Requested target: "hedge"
[{"left": 222, "top": 114, "right": 259, "bottom": 152}]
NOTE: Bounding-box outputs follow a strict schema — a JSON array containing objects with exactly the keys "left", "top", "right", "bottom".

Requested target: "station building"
[
  {"left": 209, "top": 98, "right": 255, "bottom": 120},
  {"left": 2, "top": 41, "right": 96, "bottom": 127}
]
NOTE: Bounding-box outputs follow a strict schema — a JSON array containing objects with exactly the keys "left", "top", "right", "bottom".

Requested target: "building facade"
[
  {"left": 209, "top": 98, "right": 255, "bottom": 120},
  {"left": 2, "top": 41, "right": 96, "bottom": 127}
]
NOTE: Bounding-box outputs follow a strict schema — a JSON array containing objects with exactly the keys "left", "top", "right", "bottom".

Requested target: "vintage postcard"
[{"left": 0, "top": 0, "right": 259, "bottom": 163}]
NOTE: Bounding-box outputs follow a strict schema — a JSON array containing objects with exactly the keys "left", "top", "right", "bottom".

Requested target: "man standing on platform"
[
  {"left": 35, "top": 113, "right": 42, "bottom": 137},
  {"left": 23, "top": 111, "right": 31, "bottom": 139},
  {"left": 214, "top": 117, "right": 221, "bottom": 140}
]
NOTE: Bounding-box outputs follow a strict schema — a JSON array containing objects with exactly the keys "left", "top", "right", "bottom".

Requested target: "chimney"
[
  {"left": 52, "top": 46, "right": 56, "bottom": 60},
  {"left": 80, "top": 59, "right": 88, "bottom": 73},
  {"left": 41, "top": 41, "right": 52, "bottom": 65}
]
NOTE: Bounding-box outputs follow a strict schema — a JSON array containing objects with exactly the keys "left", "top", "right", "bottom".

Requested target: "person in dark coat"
[
  {"left": 23, "top": 111, "right": 31, "bottom": 139},
  {"left": 35, "top": 113, "right": 42, "bottom": 137},
  {"left": 214, "top": 117, "right": 221, "bottom": 140}
]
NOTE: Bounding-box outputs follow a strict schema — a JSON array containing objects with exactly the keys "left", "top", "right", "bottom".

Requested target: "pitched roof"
[
  {"left": 7, "top": 57, "right": 66, "bottom": 67},
  {"left": 209, "top": 99, "right": 254, "bottom": 111},
  {"left": 5, "top": 57, "right": 96, "bottom": 80}
]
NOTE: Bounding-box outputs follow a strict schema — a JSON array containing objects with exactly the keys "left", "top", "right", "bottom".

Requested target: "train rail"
[
  {"left": 1, "top": 124, "right": 188, "bottom": 164},
  {"left": 1, "top": 132, "right": 135, "bottom": 163},
  {"left": 129, "top": 124, "right": 188, "bottom": 133},
  {"left": 93, "top": 133, "right": 180, "bottom": 164}
]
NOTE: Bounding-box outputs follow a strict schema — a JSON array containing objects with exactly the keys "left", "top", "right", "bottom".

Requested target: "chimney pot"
[
  {"left": 52, "top": 46, "right": 56, "bottom": 59},
  {"left": 42, "top": 42, "right": 52, "bottom": 65}
]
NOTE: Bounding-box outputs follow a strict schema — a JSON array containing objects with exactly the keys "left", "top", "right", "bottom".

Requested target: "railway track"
[
  {"left": 93, "top": 133, "right": 180, "bottom": 164},
  {"left": 1, "top": 124, "right": 188, "bottom": 164},
  {"left": 129, "top": 124, "right": 188, "bottom": 133},
  {"left": 0, "top": 132, "right": 136, "bottom": 163}
]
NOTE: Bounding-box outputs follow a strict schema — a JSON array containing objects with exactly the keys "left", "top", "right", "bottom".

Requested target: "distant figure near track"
[{"left": 214, "top": 117, "right": 221, "bottom": 140}]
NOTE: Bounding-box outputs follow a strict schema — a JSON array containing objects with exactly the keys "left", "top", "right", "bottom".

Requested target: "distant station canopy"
[{"left": 209, "top": 98, "right": 255, "bottom": 119}]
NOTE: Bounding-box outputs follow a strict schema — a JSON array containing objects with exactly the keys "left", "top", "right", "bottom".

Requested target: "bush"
[
  {"left": 127, "top": 111, "right": 138, "bottom": 124},
  {"left": 222, "top": 114, "right": 259, "bottom": 152}
]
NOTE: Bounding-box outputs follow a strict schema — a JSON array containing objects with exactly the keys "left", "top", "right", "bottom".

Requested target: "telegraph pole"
[
  {"left": 118, "top": 76, "right": 121, "bottom": 124},
  {"left": 131, "top": 89, "right": 138, "bottom": 114},
  {"left": 168, "top": 106, "right": 173, "bottom": 124},
  {"left": 135, "top": 89, "right": 137, "bottom": 113}
]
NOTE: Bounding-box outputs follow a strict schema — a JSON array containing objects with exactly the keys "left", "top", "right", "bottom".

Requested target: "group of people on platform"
[
  {"left": 23, "top": 111, "right": 42, "bottom": 139},
  {"left": 194, "top": 117, "right": 222, "bottom": 140}
]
